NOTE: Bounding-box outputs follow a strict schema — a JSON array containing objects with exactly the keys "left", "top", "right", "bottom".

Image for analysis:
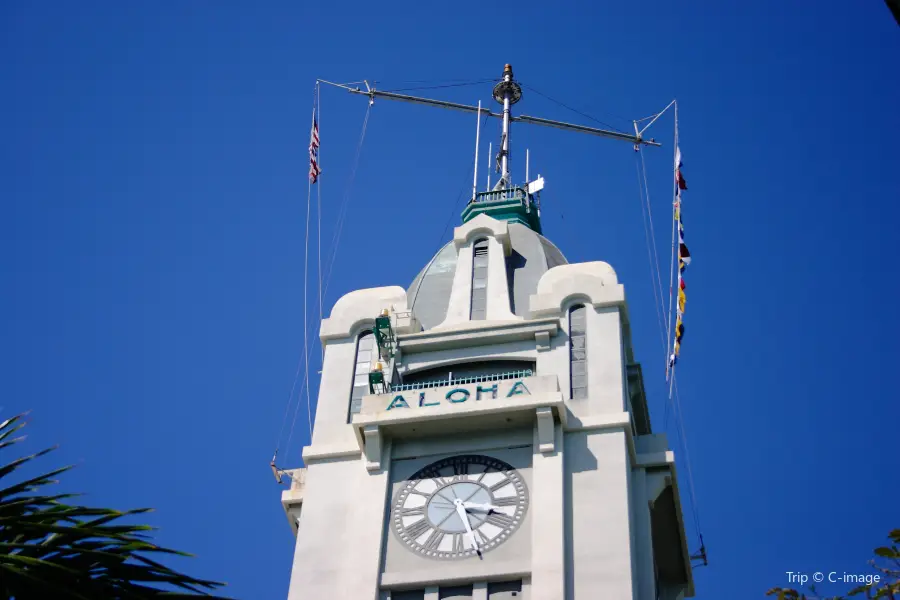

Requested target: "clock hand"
[
  {"left": 462, "top": 501, "right": 502, "bottom": 512},
  {"left": 453, "top": 499, "right": 480, "bottom": 553}
]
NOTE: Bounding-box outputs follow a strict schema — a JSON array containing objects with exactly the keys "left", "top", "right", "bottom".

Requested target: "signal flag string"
[
  {"left": 662, "top": 105, "right": 707, "bottom": 567},
  {"left": 631, "top": 99, "right": 706, "bottom": 566},
  {"left": 667, "top": 110, "right": 689, "bottom": 383}
]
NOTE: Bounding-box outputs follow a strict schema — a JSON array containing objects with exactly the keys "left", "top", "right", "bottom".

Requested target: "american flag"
[{"left": 309, "top": 116, "right": 321, "bottom": 184}]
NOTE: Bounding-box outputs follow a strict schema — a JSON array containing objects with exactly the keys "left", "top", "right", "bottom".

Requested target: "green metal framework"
[
  {"left": 390, "top": 368, "right": 533, "bottom": 393},
  {"left": 368, "top": 368, "right": 387, "bottom": 395},
  {"left": 373, "top": 313, "right": 396, "bottom": 360},
  {"left": 461, "top": 187, "right": 542, "bottom": 233}
]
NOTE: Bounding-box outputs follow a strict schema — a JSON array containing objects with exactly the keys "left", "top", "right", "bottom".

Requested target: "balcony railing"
[
  {"left": 472, "top": 187, "right": 528, "bottom": 205},
  {"left": 390, "top": 369, "right": 534, "bottom": 392}
]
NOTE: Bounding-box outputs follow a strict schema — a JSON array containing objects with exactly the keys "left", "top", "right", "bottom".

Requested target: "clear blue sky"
[{"left": 2, "top": 2, "right": 898, "bottom": 599}]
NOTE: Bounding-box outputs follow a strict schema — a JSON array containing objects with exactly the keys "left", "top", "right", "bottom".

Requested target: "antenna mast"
[
  {"left": 486, "top": 142, "right": 492, "bottom": 191},
  {"left": 492, "top": 64, "right": 522, "bottom": 189},
  {"left": 323, "top": 65, "right": 660, "bottom": 202},
  {"left": 335, "top": 72, "right": 657, "bottom": 149},
  {"left": 472, "top": 100, "right": 481, "bottom": 200}
]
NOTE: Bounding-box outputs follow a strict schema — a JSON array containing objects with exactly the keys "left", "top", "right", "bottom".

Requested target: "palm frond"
[{"left": 0, "top": 413, "right": 234, "bottom": 599}]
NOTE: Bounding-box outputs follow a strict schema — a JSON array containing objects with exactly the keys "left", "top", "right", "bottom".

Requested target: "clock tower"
[{"left": 279, "top": 202, "right": 694, "bottom": 598}]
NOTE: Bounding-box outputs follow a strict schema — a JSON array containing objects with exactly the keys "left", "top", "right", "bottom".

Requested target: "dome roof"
[{"left": 407, "top": 222, "right": 568, "bottom": 330}]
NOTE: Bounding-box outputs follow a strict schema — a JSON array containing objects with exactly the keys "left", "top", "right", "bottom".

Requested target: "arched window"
[
  {"left": 470, "top": 238, "right": 489, "bottom": 320},
  {"left": 348, "top": 331, "right": 375, "bottom": 421},
  {"left": 569, "top": 305, "right": 587, "bottom": 399}
]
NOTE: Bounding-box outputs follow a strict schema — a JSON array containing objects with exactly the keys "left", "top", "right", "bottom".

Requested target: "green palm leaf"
[{"left": 0, "top": 414, "right": 234, "bottom": 599}]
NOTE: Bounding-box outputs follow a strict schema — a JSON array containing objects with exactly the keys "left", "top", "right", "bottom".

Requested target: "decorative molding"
[
  {"left": 380, "top": 561, "right": 530, "bottom": 588},
  {"left": 280, "top": 469, "right": 306, "bottom": 536},
  {"left": 529, "top": 262, "right": 626, "bottom": 318},
  {"left": 319, "top": 286, "right": 409, "bottom": 341},
  {"left": 563, "top": 412, "right": 631, "bottom": 433},
  {"left": 398, "top": 317, "right": 559, "bottom": 354},
  {"left": 635, "top": 450, "right": 675, "bottom": 469},
  {"left": 452, "top": 213, "right": 511, "bottom": 255},
  {"left": 363, "top": 425, "right": 382, "bottom": 472},
  {"left": 351, "top": 389, "right": 568, "bottom": 463},
  {"left": 535, "top": 406, "right": 555, "bottom": 453},
  {"left": 353, "top": 391, "right": 567, "bottom": 431},
  {"left": 301, "top": 444, "right": 362, "bottom": 464},
  {"left": 535, "top": 330, "right": 551, "bottom": 351},
  {"left": 530, "top": 283, "right": 625, "bottom": 318}
]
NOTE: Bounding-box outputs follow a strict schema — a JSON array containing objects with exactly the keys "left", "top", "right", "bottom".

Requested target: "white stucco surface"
[
  {"left": 565, "top": 430, "right": 636, "bottom": 599},
  {"left": 287, "top": 452, "right": 391, "bottom": 600},
  {"left": 438, "top": 240, "right": 474, "bottom": 329}
]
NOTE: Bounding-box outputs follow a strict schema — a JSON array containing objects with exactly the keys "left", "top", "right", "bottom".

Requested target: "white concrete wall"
[
  {"left": 310, "top": 338, "right": 361, "bottom": 452},
  {"left": 530, "top": 424, "right": 565, "bottom": 600},
  {"left": 564, "top": 429, "right": 636, "bottom": 600},
  {"left": 438, "top": 214, "right": 518, "bottom": 329},
  {"left": 627, "top": 462, "right": 638, "bottom": 597},
  {"left": 583, "top": 305, "right": 626, "bottom": 416},
  {"left": 484, "top": 235, "right": 517, "bottom": 321},
  {"left": 535, "top": 318, "right": 568, "bottom": 396},
  {"left": 440, "top": 242, "right": 474, "bottom": 327},
  {"left": 288, "top": 451, "right": 391, "bottom": 600}
]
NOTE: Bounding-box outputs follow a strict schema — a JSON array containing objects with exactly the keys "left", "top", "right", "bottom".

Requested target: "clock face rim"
[{"left": 390, "top": 453, "right": 529, "bottom": 561}]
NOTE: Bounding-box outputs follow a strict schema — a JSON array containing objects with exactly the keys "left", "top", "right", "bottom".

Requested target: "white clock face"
[{"left": 391, "top": 454, "right": 528, "bottom": 560}]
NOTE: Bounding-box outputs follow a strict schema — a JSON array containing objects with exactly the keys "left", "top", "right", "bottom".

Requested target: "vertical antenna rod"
[
  {"left": 487, "top": 142, "right": 492, "bottom": 191},
  {"left": 472, "top": 100, "right": 481, "bottom": 200},
  {"left": 492, "top": 64, "right": 522, "bottom": 189},
  {"left": 526, "top": 148, "right": 530, "bottom": 182}
]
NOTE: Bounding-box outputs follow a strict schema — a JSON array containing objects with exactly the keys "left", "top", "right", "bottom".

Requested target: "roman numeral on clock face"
[
  {"left": 451, "top": 461, "right": 469, "bottom": 480},
  {"left": 422, "top": 528, "right": 443, "bottom": 551},
  {"left": 422, "top": 469, "right": 448, "bottom": 487},
  {"left": 489, "top": 477, "right": 512, "bottom": 492},
  {"left": 397, "top": 505, "right": 425, "bottom": 516},
  {"left": 395, "top": 454, "right": 528, "bottom": 559},
  {"left": 491, "top": 496, "right": 518, "bottom": 507},
  {"left": 404, "top": 518, "right": 430, "bottom": 540},
  {"left": 475, "top": 529, "right": 490, "bottom": 545},
  {"left": 484, "top": 512, "right": 515, "bottom": 528}
]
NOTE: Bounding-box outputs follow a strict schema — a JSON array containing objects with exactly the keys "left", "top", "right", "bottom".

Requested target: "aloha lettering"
[{"left": 386, "top": 380, "right": 530, "bottom": 410}]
